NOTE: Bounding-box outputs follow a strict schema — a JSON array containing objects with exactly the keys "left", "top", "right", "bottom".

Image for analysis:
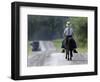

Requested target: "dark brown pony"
[{"left": 65, "top": 37, "right": 75, "bottom": 60}]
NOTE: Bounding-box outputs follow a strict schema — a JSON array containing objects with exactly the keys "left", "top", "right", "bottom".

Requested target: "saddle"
[{"left": 62, "top": 36, "right": 75, "bottom": 49}]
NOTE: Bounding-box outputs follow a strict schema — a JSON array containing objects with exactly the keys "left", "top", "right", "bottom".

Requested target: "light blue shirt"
[{"left": 64, "top": 27, "right": 73, "bottom": 36}]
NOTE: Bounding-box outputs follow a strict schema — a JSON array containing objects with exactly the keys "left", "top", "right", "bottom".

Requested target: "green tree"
[{"left": 69, "top": 17, "right": 88, "bottom": 47}]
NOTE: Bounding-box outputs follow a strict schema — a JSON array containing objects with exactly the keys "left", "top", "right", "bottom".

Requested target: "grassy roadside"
[
  {"left": 53, "top": 39, "right": 87, "bottom": 53},
  {"left": 77, "top": 47, "right": 87, "bottom": 53},
  {"left": 52, "top": 39, "right": 62, "bottom": 52},
  {"left": 28, "top": 41, "right": 32, "bottom": 55}
]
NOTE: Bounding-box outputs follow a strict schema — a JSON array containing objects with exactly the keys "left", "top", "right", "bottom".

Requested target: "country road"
[
  {"left": 43, "top": 53, "right": 87, "bottom": 66},
  {"left": 27, "top": 41, "right": 87, "bottom": 67}
]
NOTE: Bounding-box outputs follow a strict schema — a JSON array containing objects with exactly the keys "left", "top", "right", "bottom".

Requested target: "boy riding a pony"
[{"left": 61, "top": 21, "right": 78, "bottom": 59}]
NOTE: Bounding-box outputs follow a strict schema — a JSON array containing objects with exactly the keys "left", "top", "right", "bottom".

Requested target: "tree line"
[{"left": 28, "top": 15, "right": 68, "bottom": 40}]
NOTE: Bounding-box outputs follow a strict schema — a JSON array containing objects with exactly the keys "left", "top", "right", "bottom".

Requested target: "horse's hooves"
[
  {"left": 70, "top": 58, "right": 72, "bottom": 60},
  {"left": 65, "top": 57, "right": 67, "bottom": 59}
]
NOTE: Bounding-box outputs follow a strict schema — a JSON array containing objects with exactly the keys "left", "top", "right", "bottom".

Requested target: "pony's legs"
[
  {"left": 68, "top": 51, "right": 70, "bottom": 60},
  {"left": 65, "top": 48, "right": 69, "bottom": 59},
  {"left": 66, "top": 49, "right": 70, "bottom": 60},
  {"left": 65, "top": 49, "right": 68, "bottom": 59},
  {"left": 69, "top": 50, "right": 73, "bottom": 60}
]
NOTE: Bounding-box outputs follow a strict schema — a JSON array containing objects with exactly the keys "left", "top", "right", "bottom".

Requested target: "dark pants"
[{"left": 61, "top": 36, "right": 77, "bottom": 49}]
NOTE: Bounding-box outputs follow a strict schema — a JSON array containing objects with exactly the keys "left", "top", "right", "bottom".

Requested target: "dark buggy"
[{"left": 31, "top": 41, "right": 40, "bottom": 51}]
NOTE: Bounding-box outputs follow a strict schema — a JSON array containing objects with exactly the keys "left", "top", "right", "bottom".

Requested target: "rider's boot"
[
  {"left": 73, "top": 49, "right": 78, "bottom": 53},
  {"left": 62, "top": 49, "right": 65, "bottom": 53}
]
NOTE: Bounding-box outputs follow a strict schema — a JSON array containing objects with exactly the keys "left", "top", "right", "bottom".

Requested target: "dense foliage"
[{"left": 69, "top": 17, "right": 88, "bottom": 47}]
